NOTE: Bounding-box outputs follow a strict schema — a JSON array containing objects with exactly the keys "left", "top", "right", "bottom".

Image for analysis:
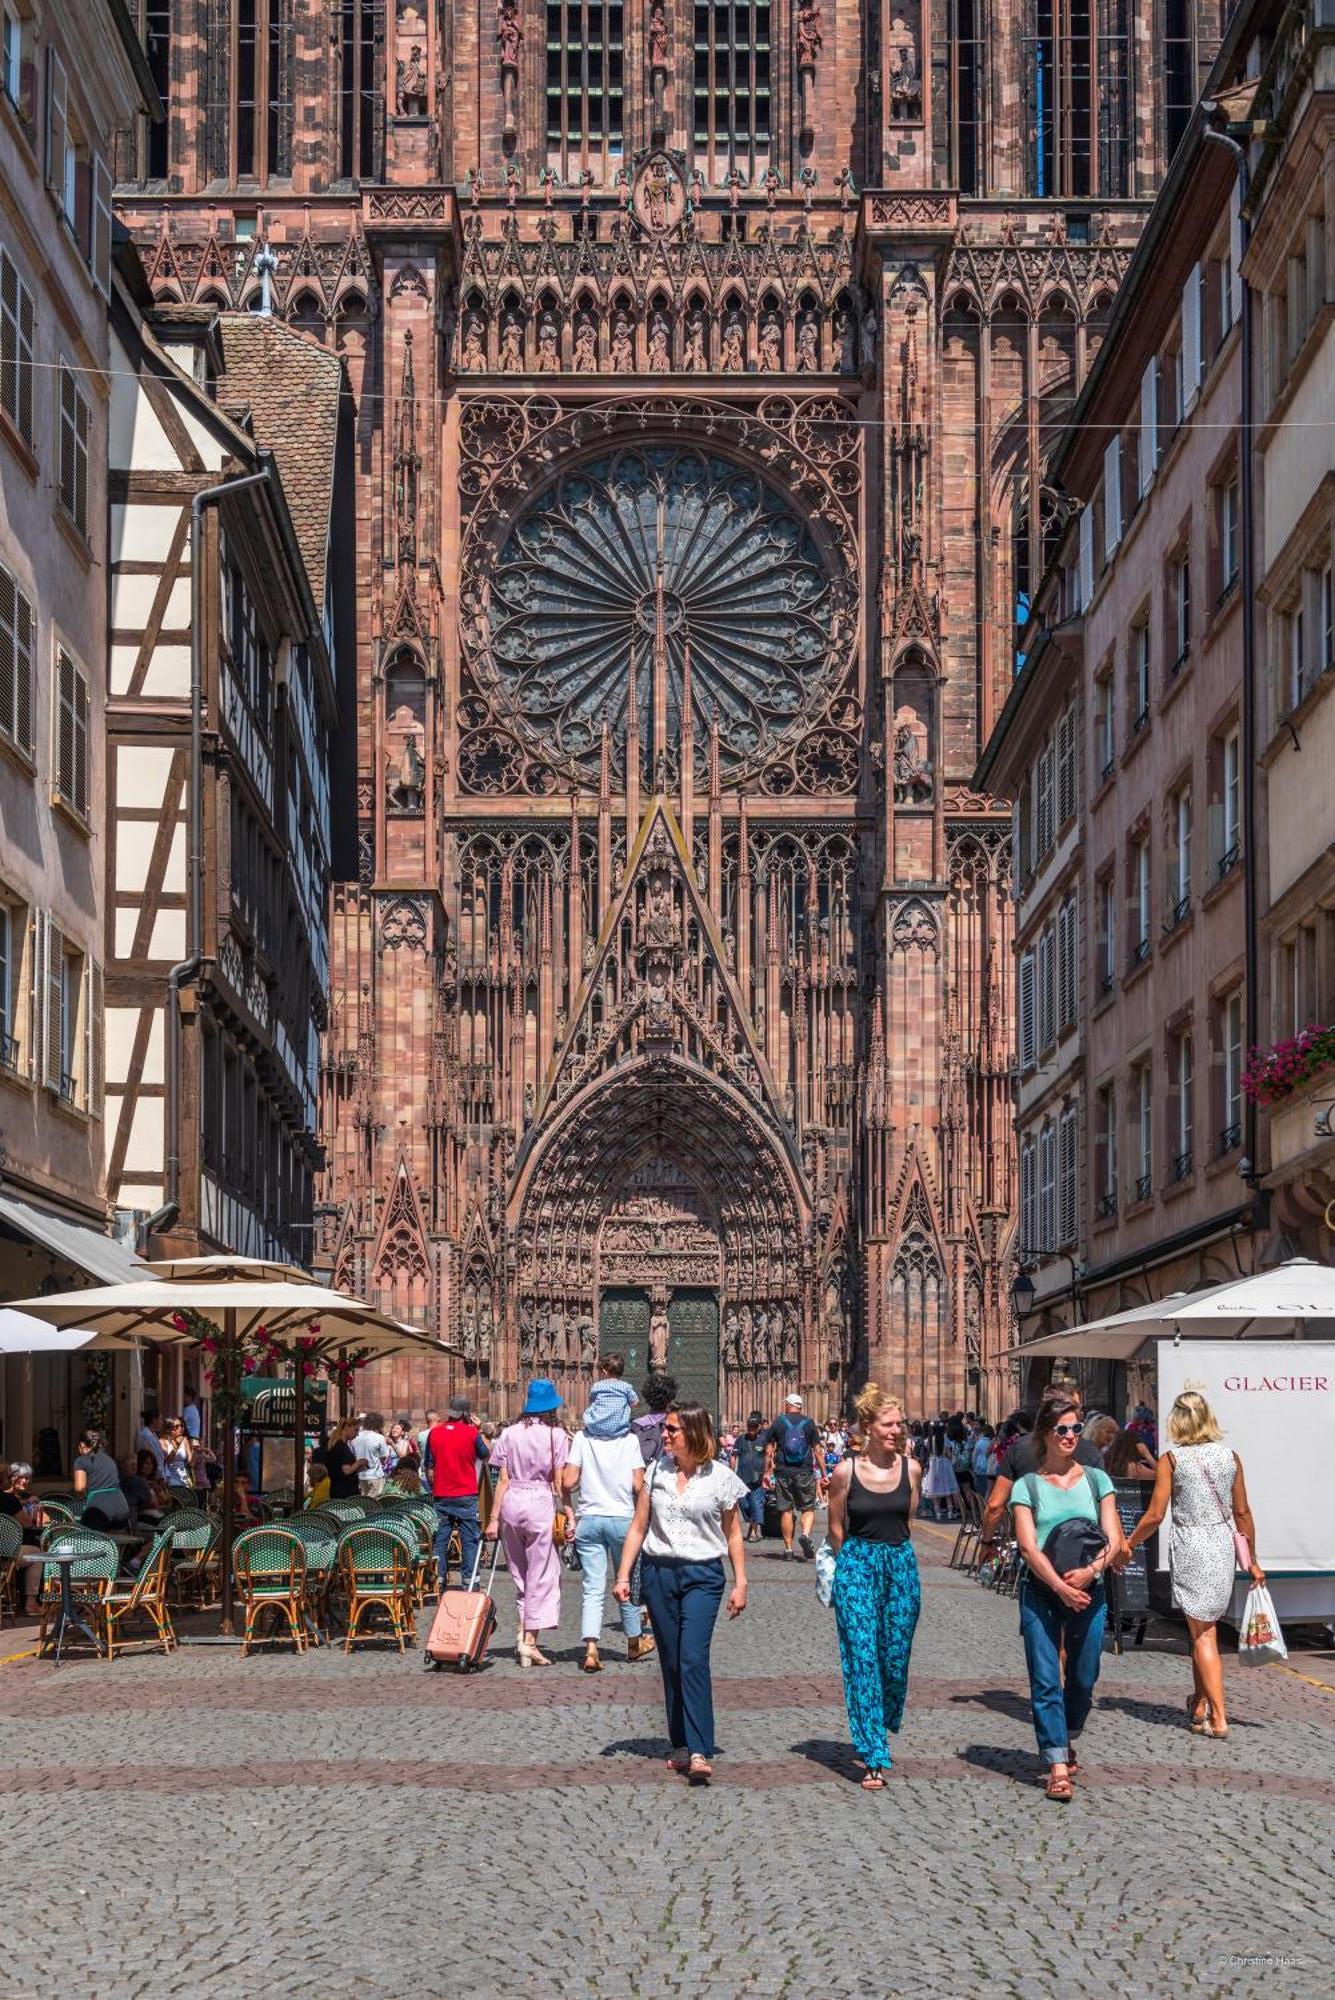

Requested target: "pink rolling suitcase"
[{"left": 424, "top": 1537, "right": 500, "bottom": 1671}]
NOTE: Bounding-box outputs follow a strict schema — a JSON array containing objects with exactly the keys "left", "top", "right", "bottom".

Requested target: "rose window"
[{"left": 470, "top": 446, "right": 845, "bottom": 784}]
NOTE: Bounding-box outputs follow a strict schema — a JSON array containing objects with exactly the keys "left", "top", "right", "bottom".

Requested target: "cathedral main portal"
[{"left": 596, "top": 1165, "right": 722, "bottom": 1415}]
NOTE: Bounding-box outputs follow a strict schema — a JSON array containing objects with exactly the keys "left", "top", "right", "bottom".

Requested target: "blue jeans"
[
  {"left": 739, "top": 1486, "right": 766, "bottom": 1530},
  {"left": 433, "top": 1496, "right": 481, "bottom": 1591},
  {"left": 1018, "top": 1578, "right": 1107, "bottom": 1765},
  {"left": 640, "top": 1556, "right": 726, "bottom": 1759},
  {"left": 574, "top": 1513, "right": 643, "bottom": 1641}
]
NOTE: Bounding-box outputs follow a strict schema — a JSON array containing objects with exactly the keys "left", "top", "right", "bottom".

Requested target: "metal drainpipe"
[
  {"left": 1202, "top": 108, "right": 1259, "bottom": 1189},
  {"left": 163, "top": 464, "right": 273, "bottom": 1220}
]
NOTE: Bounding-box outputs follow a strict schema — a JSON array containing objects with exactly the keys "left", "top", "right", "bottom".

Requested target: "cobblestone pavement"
[{"left": 3, "top": 1519, "right": 1332, "bottom": 1999}]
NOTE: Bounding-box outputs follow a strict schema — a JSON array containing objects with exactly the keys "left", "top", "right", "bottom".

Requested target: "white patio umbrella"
[
  {"left": 11, "top": 1268, "right": 444, "bottom": 1631},
  {"left": 0, "top": 1308, "right": 138, "bottom": 1354},
  {"left": 1008, "top": 1258, "right": 1335, "bottom": 1362}
]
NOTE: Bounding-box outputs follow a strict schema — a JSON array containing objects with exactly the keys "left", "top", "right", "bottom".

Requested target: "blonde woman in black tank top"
[{"left": 826, "top": 1385, "right": 923, "bottom": 1789}]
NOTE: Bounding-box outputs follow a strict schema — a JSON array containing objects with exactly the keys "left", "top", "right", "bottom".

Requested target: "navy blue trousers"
[{"left": 640, "top": 1555, "right": 726, "bottom": 1758}]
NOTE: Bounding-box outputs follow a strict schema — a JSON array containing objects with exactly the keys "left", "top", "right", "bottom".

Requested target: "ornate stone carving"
[{"left": 887, "top": 11, "right": 922, "bottom": 121}]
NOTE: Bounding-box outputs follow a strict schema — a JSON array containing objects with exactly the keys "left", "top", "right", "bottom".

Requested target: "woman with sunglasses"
[
  {"left": 614, "top": 1401, "right": 747, "bottom": 1785},
  {"left": 1010, "top": 1390, "right": 1120, "bottom": 1801}
]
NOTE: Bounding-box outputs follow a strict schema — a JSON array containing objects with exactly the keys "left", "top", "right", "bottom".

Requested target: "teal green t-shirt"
[{"left": 1011, "top": 1466, "right": 1113, "bottom": 1540}]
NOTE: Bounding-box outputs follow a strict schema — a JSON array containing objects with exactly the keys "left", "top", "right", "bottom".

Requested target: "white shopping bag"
[
  {"left": 1237, "top": 1582, "right": 1288, "bottom": 1665},
  {"left": 814, "top": 1538, "right": 836, "bottom": 1609}
]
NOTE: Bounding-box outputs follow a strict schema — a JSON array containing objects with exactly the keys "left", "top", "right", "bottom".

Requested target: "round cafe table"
[{"left": 19, "top": 1547, "right": 101, "bottom": 1664}]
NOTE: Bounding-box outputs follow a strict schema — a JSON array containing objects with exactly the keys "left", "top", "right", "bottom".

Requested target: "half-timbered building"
[{"left": 104, "top": 259, "right": 349, "bottom": 1414}]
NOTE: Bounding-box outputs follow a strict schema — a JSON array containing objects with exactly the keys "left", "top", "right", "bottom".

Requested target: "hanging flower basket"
[{"left": 1242, "top": 1023, "right": 1335, "bottom": 1108}]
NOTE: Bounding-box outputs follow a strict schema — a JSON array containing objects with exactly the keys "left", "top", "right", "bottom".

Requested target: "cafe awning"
[{"left": 0, "top": 1192, "right": 148, "bottom": 1288}]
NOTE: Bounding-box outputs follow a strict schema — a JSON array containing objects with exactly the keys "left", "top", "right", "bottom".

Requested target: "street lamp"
[{"left": 1011, "top": 1268, "right": 1036, "bottom": 1322}]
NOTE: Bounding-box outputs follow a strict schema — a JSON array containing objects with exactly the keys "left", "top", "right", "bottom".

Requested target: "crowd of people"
[
  {"left": 5, "top": 1362, "right": 1264, "bottom": 1799},
  {"left": 412, "top": 1368, "right": 1263, "bottom": 1796}
]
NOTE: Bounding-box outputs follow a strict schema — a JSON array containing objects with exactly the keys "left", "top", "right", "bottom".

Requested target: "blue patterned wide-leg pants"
[{"left": 831, "top": 1539, "right": 921, "bottom": 1771}]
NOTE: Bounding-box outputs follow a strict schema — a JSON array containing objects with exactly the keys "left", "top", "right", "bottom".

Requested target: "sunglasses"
[
  {"left": 661, "top": 1423, "right": 684, "bottom": 1437},
  {"left": 1053, "top": 1423, "right": 1083, "bottom": 1438}
]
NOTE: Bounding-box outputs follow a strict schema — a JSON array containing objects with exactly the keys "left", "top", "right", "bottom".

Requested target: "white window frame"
[
  {"left": 1173, "top": 786, "right": 1192, "bottom": 910},
  {"left": 1222, "top": 726, "right": 1241, "bottom": 860},
  {"left": 1223, "top": 990, "right": 1244, "bottom": 1143},
  {"left": 1221, "top": 477, "right": 1239, "bottom": 590},
  {"left": 1134, "top": 835, "right": 1151, "bottom": 954},
  {"left": 1175, "top": 1029, "right": 1194, "bottom": 1169}
]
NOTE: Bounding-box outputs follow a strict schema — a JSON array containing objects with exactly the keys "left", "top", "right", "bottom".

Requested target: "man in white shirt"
[
  {"left": 352, "top": 1411, "right": 391, "bottom": 1495},
  {"left": 562, "top": 1429, "right": 655, "bottom": 1669}
]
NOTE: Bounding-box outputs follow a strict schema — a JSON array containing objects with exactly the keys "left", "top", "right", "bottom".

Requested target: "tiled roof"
[{"left": 216, "top": 315, "right": 344, "bottom": 609}]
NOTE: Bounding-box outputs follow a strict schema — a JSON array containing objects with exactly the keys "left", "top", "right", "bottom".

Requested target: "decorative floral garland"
[
  {"left": 1241, "top": 1023, "right": 1335, "bottom": 1108},
  {"left": 171, "top": 1310, "right": 375, "bottom": 1419}
]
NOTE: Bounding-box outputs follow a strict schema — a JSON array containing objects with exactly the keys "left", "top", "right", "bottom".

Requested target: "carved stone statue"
[
  {"left": 783, "top": 1306, "right": 799, "bottom": 1367},
  {"left": 460, "top": 310, "right": 486, "bottom": 371},
  {"left": 834, "top": 307, "right": 856, "bottom": 374},
  {"left": 536, "top": 310, "right": 559, "bottom": 372},
  {"left": 396, "top": 44, "right": 427, "bottom": 115},
  {"left": 796, "top": 0, "right": 823, "bottom": 66},
  {"left": 611, "top": 309, "right": 635, "bottom": 373},
  {"left": 477, "top": 1296, "right": 493, "bottom": 1367},
  {"left": 392, "top": 731, "right": 426, "bottom": 811},
  {"left": 519, "top": 1301, "right": 537, "bottom": 1367},
  {"left": 862, "top": 308, "right": 878, "bottom": 368},
  {"left": 888, "top": 12, "right": 922, "bottom": 119},
  {"left": 647, "top": 0, "right": 669, "bottom": 67},
  {"left": 496, "top": 0, "right": 522, "bottom": 67},
  {"left": 739, "top": 1303, "right": 754, "bottom": 1365},
  {"left": 723, "top": 1307, "right": 741, "bottom": 1367},
  {"left": 577, "top": 1313, "right": 597, "bottom": 1365},
  {"left": 499, "top": 311, "right": 523, "bottom": 371},
  {"left": 647, "top": 308, "right": 671, "bottom": 372},
  {"left": 767, "top": 1307, "right": 784, "bottom": 1368},
  {"left": 547, "top": 1303, "right": 566, "bottom": 1364},
  {"left": 892, "top": 705, "right": 933, "bottom": 803},
  {"left": 648, "top": 1307, "right": 669, "bottom": 1371},
  {"left": 720, "top": 308, "right": 745, "bottom": 372},
  {"left": 796, "top": 314, "right": 819, "bottom": 372},
  {"left": 461, "top": 1289, "right": 477, "bottom": 1359},
  {"left": 573, "top": 311, "right": 597, "bottom": 372},
  {"left": 683, "top": 308, "right": 707, "bottom": 372},
  {"left": 759, "top": 310, "right": 782, "bottom": 372}
]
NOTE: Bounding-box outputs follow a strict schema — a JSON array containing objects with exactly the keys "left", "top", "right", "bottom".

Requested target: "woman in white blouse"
[{"left": 615, "top": 1401, "right": 748, "bottom": 1785}]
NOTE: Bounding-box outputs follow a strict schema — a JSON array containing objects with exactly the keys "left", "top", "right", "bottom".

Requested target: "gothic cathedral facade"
[{"left": 115, "top": 0, "right": 1223, "bottom": 1417}]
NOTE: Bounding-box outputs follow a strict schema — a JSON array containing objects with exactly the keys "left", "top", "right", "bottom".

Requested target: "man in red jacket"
[{"left": 425, "top": 1395, "right": 490, "bottom": 1591}]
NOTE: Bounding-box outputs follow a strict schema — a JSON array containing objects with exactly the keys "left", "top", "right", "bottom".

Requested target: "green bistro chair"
[
  {"left": 0, "top": 1514, "right": 22, "bottom": 1622},
  {"left": 336, "top": 1524, "right": 416, "bottom": 1654},
  {"left": 77, "top": 1486, "right": 124, "bottom": 1523},
  {"left": 232, "top": 1527, "right": 309, "bottom": 1656},
  {"left": 39, "top": 1499, "right": 76, "bottom": 1525},
  {"left": 36, "top": 1525, "right": 119, "bottom": 1658},
  {"left": 160, "top": 1508, "right": 221, "bottom": 1608},
  {"left": 382, "top": 1505, "right": 436, "bottom": 1608},
  {"left": 316, "top": 1499, "right": 365, "bottom": 1527},
  {"left": 282, "top": 1516, "right": 340, "bottom": 1642},
  {"left": 100, "top": 1528, "right": 177, "bottom": 1660}
]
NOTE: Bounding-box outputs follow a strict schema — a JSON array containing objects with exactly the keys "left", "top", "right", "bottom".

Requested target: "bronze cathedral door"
[{"left": 666, "top": 1291, "right": 720, "bottom": 1418}]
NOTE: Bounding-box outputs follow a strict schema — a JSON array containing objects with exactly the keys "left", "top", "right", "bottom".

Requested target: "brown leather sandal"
[{"left": 1045, "top": 1768, "right": 1074, "bottom": 1802}]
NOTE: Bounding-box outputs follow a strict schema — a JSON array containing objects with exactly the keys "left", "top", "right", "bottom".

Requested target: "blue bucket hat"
[{"left": 521, "top": 1377, "right": 563, "bottom": 1417}]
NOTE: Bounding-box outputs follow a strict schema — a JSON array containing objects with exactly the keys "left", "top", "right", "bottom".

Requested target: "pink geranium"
[{"left": 1242, "top": 1022, "right": 1335, "bottom": 1107}]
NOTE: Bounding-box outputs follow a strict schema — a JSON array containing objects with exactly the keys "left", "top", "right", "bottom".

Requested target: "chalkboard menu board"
[{"left": 1107, "top": 1477, "right": 1156, "bottom": 1632}]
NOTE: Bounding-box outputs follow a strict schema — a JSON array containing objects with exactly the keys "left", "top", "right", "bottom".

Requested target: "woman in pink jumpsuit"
[{"left": 483, "top": 1378, "right": 572, "bottom": 1664}]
